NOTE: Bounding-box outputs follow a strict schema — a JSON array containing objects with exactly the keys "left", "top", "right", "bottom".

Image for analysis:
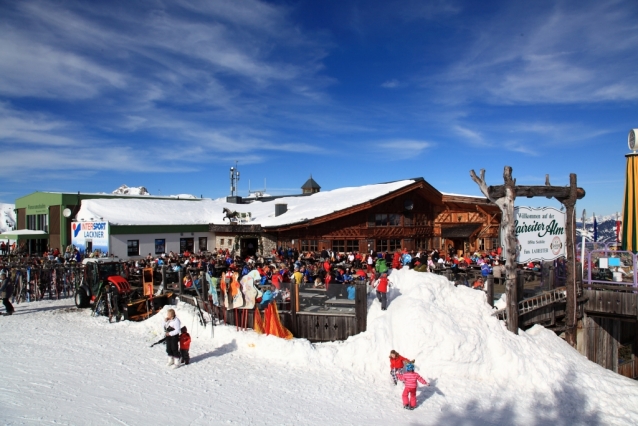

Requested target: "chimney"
[{"left": 275, "top": 204, "right": 287, "bottom": 217}]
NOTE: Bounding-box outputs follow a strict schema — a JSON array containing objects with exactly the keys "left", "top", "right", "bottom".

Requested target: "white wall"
[{"left": 110, "top": 232, "right": 215, "bottom": 259}]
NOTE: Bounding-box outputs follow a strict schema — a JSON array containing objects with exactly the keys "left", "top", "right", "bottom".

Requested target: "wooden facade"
[{"left": 581, "top": 286, "right": 638, "bottom": 379}]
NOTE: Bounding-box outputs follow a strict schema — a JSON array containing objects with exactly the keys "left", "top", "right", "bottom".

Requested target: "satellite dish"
[
  {"left": 62, "top": 208, "right": 72, "bottom": 218},
  {"left": 629, "top": 129, "right": 638, "bottom": 152}
]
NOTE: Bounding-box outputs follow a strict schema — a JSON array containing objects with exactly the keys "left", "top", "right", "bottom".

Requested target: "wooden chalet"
[{"left": 244, "top": 178, "right": 501, "bottom": 256}]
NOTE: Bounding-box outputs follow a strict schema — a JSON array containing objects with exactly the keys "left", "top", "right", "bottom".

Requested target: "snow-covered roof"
[
  {"left": 440, "top": 192, "right": 488, "bottom": 199},
  {"left": 75, "top": 180, "right": 417, "bottom": 227}
]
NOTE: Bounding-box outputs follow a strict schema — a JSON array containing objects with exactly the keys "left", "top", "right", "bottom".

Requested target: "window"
[
  {"left": 491, "top": 238, "right": 499, "bottom": 251},
  {"left": 415, "top": 238, "right": 429, "bottom": 251},
  {"left": 414, "top": 213, "right": 429, "bottom": 226},
  {"left": 375, "top": 214, "right": 388, "bottom": 226},
  {"left": 180, "top": 238, "right": 194, "bottom": 253},
  {"left": 154, "top": 239, "right": 165, "bottom": 255},
  {"left": 346, "top": 240, "right": 358, "bottom": 252},
  {"left": 332, "top": 240, "right": 345, "bottom": 253},
  {"left": 228, "top": 239, "right": 233, "bottom": 248},
  {"left": 199, "top": 237, "right": 208, "bottom": 252},
  {"left": 301, "top": 239, "right": 318, "bottom": 252},
  {"left": 26, "top": 214, "right": 48, "bottom": 231},
  {"left": 127, "top": 240, "right": 140, "bottom": 256},
  {"left": 478, "top": 238, "right": 485, "bottom": 251},
  {"left": 376, "top": 239, "right": 402, "bottom": 252},
  {"left": 372, "top": 213, "right": 401, "bottom": 227},
  {"left": 27, "top": 215, "right": 35, "bottom": 230},
  {"left": 220, "top": 238, "right": 224, "bottom": 246}
]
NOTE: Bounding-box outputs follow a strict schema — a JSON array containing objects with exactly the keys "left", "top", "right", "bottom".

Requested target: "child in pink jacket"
[{"left": 397, "top": 363, "right": 429, "bottom": 410}]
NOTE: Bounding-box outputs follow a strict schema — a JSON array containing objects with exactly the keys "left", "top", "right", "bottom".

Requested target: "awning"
[
  {"left": 0, "top": 230, "right": 48, "bottom": 240},
  {"left": 440, "top": 224, "right": 481, "bottom": 239},
  {"left": 622, "top": 153, "right": 638, "bottom": 253}
]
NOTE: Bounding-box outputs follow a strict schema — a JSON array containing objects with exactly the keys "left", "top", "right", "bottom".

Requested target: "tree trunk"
[
  {"left": 563, "top": 173, "right": 578, "bottom": 347},
  {"left": 502, "top": 166, "right": 519, "bottom": 334}
]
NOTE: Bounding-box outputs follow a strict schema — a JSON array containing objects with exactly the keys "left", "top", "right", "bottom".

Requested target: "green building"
[{"left": 13, "top": 192, "right": 201, "bottom": 255}]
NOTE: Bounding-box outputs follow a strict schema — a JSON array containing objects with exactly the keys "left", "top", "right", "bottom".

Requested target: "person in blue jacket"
[
  {"left": 346, "top": 282, "right": 356, "bottom": 300},
  {"left": 259, "top": 286, "right": 274, "bottom": 309},
  {"left": 481, "top": 261, "right": 492, "bottom": 277}
]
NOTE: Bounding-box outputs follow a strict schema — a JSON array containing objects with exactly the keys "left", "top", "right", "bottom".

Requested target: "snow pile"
[
  {"left": 147, "top": 269, "right": 638, "bottom": 424},
  {"left": 0, "top": 203, "right": 16, "bottom": 233},
  {"left": 111, "top": 184, "right": 150, "bottom": 195}
]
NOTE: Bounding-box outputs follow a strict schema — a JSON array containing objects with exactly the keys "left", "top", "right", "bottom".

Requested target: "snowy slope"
[
  {"left": 1, "top": 269, "right": 637, "bottom": 425},
  {"left": 576, "top": 215, "right": 621, "bottom": 243},
  {"left": 0, "top": 203, "right": 16, "bottom": 234}
]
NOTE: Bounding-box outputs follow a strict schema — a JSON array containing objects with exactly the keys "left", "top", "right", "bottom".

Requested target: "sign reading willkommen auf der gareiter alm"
[{"left": 512, "top": 206, "right": 566, "bottom": 263}]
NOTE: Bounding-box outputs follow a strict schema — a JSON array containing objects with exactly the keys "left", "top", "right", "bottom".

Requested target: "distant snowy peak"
[
  {"left": 112, "top": 185, "right": 150, "bottom": 196},
  {"left": 576, "top": 216, "right": 621, "bottom": 243},
  {"left": 167, "top": 194, "right": 198, "bottom": 199}
]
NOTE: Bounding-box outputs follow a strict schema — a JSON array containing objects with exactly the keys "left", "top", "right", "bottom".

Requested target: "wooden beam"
[
  {"left": 487, "top": 185, "right": 585, "bottom": 200},
  {"left": 563, "top": 173, "right": 579, "bottom": 348}
]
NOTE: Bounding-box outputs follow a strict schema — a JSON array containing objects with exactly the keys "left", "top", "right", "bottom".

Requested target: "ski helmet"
[{"left": 405, "top": 363, "right": 415, "bottom": 372}]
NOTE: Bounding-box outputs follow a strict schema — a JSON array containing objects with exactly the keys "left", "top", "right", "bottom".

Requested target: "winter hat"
[
  {"left": 405, "top": 363, "right": 415, "bottom": 372},
  {"left": 181, "top": 326, "right": 187, "bottom": 333}
]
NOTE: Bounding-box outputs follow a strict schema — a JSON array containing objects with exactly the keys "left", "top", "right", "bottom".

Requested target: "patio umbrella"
[{"left": 622, "top": 153, "right": 638, "bottom": 253}]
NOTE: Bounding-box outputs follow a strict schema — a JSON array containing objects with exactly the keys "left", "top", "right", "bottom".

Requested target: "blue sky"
[{"left": 0, "top": 0, "right": 636, "bottom": 216}]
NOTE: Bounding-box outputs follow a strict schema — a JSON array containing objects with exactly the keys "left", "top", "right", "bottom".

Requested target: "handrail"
[{"left": 493, "top": 287, "right": 567, "bottom": 320}]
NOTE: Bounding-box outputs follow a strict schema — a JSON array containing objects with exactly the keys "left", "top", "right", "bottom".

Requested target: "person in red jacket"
[
  {"left": 389, "top": 350, "right": 411, "bottom": 385},
  {"left": 179, "top": 326, "right": 191, "bottom": 365},
  {"left": 397, "top": 363, "right": 429, "bottom": 410},
  {"left": 374, "top": 273, "right": 389, "bottom": 310}
]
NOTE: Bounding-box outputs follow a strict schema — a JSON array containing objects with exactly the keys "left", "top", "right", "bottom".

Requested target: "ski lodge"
[{"left": 10, "top": 177, "right": 500, "bottom": 259}]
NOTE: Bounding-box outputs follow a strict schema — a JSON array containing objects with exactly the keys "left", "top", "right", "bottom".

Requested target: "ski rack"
[{"left": 493, "top": 287, "right": 567, "bottom": 321}]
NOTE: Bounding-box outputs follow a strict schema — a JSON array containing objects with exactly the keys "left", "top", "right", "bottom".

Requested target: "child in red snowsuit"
[
  {"left": 179, "top": 326, "right": 191, "bottom": 365},
  {"left": 389, "top": 350, "right": 410, "bottom": 385},
  {"left": 397, "top": 363, "right": 429, "bottom": 410}
]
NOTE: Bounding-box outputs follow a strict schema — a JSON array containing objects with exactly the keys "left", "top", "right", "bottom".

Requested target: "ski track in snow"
[{"left": 1, "top": 268, "right": 638, "bottom": 425}]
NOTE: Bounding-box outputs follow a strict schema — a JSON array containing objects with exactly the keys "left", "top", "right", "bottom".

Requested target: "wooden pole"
[
  {"left": 486, "top": 275, "right": 494, "bottom": 308},
  {"left": 561, "top": 173, "right": 578, "bottom": 347},
  {"left": 290, "top": 280, "right": 298, "bottom": 337}
]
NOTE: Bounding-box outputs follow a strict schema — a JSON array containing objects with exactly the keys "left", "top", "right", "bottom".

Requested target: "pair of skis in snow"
[{"left": 188, "top": 271, "right": 216, "bottom": 338}]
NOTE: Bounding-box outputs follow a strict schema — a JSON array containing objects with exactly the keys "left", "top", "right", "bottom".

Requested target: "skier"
[
  {"left": 164, "top": 309, "right": 182, "bottom": 368},
  {"left": 179, "top": 326, "right": 191, "bottom": 365},
  {"left": 389, "top": 350, "right": 411, "bottom": 385},
  {"left": 397, "top": 363, "right": 429, "bottom": 410},
  {"left": 0, "top": 271, "right": 14, "bottom": 315}
]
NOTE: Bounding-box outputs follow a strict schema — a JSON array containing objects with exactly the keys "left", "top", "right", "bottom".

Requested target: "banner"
[
  {"left": 513, "top": 207, "right": 566, "bottom": 263},
  {"left": 71, "top": 221, "right": 110, "bottom": 255}
]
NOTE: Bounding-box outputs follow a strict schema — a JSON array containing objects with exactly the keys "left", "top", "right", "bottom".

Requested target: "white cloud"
[
  {"left": 381, "top": 79, "right": 399, "bottom": 88},
  {"left": 436, "top": 0, "right": 638, "bottom": 104},
  {"left": 370, "top": 139, "right": 432, "bottom": 160}
]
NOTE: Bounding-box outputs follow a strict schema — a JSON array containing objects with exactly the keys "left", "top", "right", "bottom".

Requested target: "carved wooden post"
[
  {"left": 559, "top": 173, "right": 578, "bottom": 347},
  {"left": 471, "top": 166, "right": 519, "bottom": 334}
]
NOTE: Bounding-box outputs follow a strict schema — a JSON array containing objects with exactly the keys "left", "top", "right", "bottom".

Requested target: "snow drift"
[{"left": 145, "top": 268, "right": 638, "bottom": 424}]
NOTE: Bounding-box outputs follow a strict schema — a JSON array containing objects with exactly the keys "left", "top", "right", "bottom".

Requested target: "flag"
[{"left": 593, "top": 216, "right": 598, "bottom": 242}]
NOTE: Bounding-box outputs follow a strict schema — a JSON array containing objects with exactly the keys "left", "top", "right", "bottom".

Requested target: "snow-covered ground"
[{"left": 2, "top": 269, "right": 637, "bottom": 425}]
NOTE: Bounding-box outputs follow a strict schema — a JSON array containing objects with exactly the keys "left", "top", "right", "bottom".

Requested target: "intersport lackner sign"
[{"left": 510, "top": 207, "right": 566, "bottom": 263}]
